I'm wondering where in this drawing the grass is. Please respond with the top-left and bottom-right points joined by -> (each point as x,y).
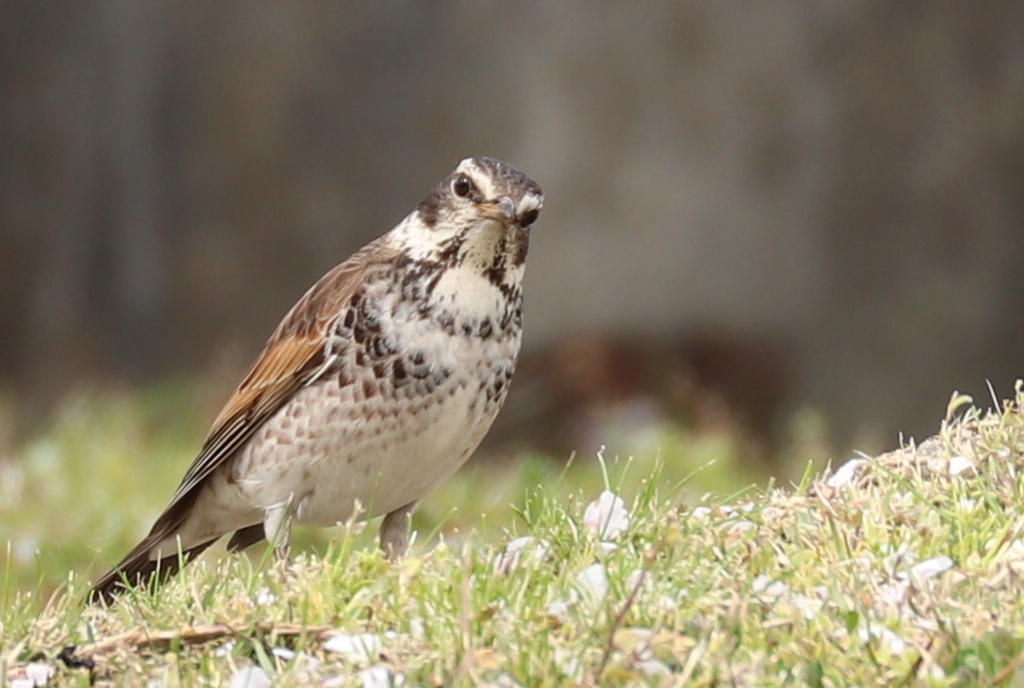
4,382 -> 1024,685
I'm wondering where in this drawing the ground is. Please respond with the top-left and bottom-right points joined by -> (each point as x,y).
3,383 -> 1024,686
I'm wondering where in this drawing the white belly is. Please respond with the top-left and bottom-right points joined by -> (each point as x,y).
225,331 -> 517,526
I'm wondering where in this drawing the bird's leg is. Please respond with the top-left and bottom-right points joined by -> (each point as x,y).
263,496 -> 296,561
380,501 -> 416,560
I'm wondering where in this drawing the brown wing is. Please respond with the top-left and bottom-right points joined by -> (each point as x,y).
160,239 -> 397,518
90,239 -> 400,603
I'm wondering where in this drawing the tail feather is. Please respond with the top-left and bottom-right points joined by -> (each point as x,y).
226,524 -> 266,552
89,534 -> 217,605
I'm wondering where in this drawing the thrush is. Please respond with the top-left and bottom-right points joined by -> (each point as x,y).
90,156 -> 543,603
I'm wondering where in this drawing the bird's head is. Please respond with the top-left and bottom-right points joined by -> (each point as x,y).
392,157 -> 543,270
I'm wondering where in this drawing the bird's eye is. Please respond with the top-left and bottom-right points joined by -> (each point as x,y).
519,209 -> 539,228
452,175 -> 473,198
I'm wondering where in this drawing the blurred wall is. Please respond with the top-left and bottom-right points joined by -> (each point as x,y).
2,1 -> 1024,445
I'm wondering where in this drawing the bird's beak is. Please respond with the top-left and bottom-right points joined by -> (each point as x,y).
479,196 -> 517,224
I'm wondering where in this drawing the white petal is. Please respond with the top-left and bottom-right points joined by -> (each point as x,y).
25,662 -> 56,687
583,491 -> 630,539
575,563 -> 609,610
360,665 -> 394,688
789,594 -> 824,619
554,647 -> 582,678
826,459 -> 868,488
479,673 -> 524,688
918,663 -> 947,681
751,575 -> 789,600
948,455 -> 974,476
323,633 -> 382,664
656,595 -> 678,612
876,581 -> 909,607
636,659 -> 672,677
725,520 -> 756,535
213,639 -> 237,657
254,588 -> 276,605
879,628 -> 907,656
228,666 -> 272,688
908,556 -> 953,581
858,624 -> 907,656
493,536 -> 552,575
546,600 -> 571,623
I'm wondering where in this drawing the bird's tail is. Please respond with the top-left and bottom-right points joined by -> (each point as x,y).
89,528 -> 216,605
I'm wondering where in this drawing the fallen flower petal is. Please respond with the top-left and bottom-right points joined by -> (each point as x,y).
584,490 -> 630,539
323,633 -> 382,665
228,666 -> 272,688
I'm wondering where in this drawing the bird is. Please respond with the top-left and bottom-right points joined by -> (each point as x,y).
90,156 -> 543,603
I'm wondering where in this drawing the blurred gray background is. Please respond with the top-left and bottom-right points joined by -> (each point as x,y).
3,1 -> 1024,456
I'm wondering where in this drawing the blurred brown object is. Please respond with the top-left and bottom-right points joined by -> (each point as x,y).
484,329 -> 792,466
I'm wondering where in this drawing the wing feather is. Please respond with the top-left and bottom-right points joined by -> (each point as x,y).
159,240 -> 398,520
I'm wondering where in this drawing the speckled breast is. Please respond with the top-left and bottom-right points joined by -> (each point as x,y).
229,263 -> 524,525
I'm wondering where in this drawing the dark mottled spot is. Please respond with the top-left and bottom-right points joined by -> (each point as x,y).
412,366 -> 450,395
417,184 -> 446,228
372,361 -> 388,379
426,268 -> 445,295
393,358 -> 409,386
335,309 -> 355,339
362,379 -> 374,398
407,350 -> 431,380
483,264 -> 505,287
497,282 -> 519,301
514,228 -> 530,266
436,312 -> 455,335
501,305 -> 523,330
479,318 -> 493,339
488,375 -> 506,402
369,335 -> 395,359
437,233 -> 466,264
349,292 -> 362,308
462,322 -> 473,337
401,260 -> 443,300
355,349 -> 367,367
355,302 -> 382,344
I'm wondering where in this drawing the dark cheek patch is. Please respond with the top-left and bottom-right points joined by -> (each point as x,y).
417,185 -> 446,228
